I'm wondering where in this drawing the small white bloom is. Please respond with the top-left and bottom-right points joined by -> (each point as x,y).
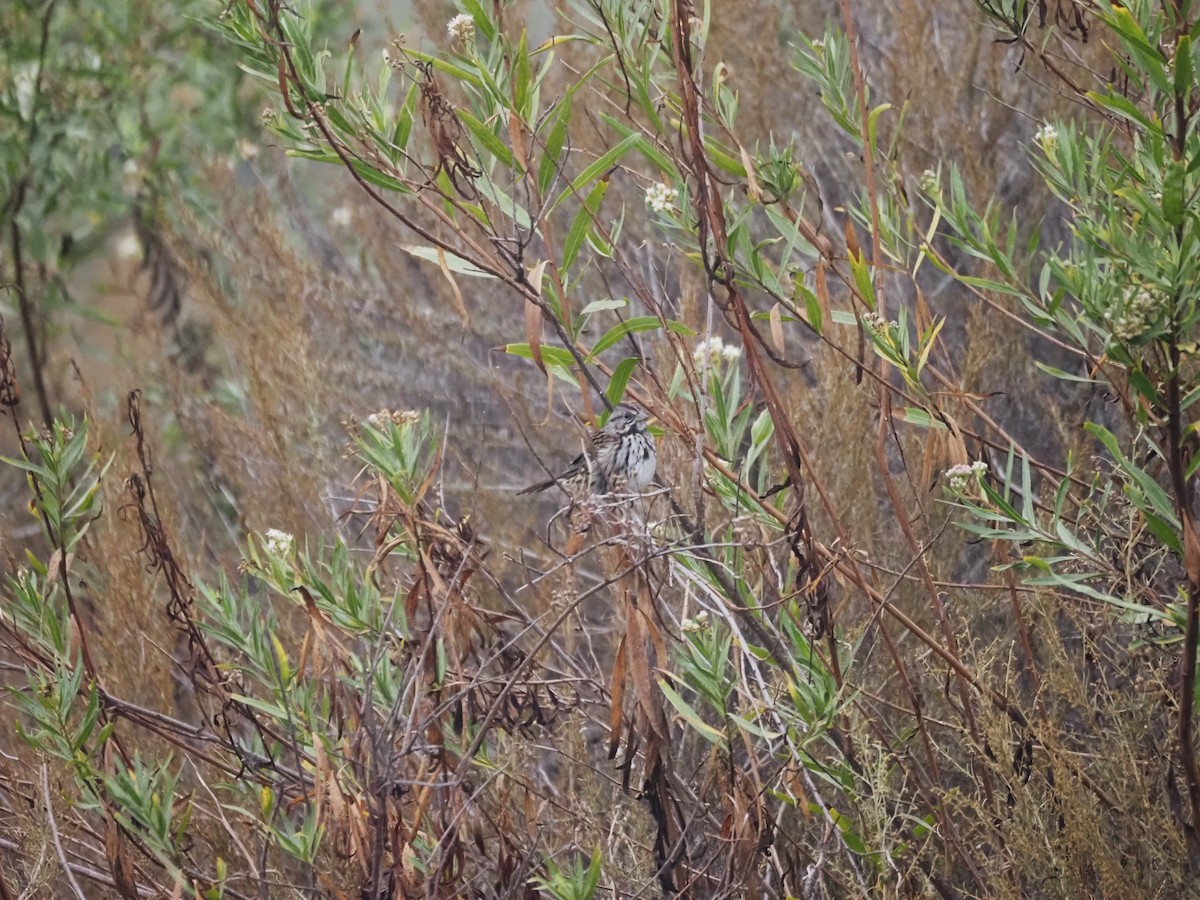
237,139 -> 260,161
811,38 -> 825,52
1035,122 -> 1058,153
121,159 -> 144,198
331,206 -> 353,227
264,529 -> 295,555
720,343 -> 742,362
114,231 -> 142,260
1108,286 -> 1164,341
1110,314 -> 1145,342
645,182 -> 678,213
447,13 -> 475,45
945,461 -> 986,492
14,64 -> 37,121
1128,287 -> 1163,316
692,336 -> 726,369
919,167 -> 939,196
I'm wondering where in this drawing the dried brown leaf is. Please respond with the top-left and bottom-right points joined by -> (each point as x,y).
525,298 -> 545,375
769,302 -> 785,355
608,634 -> 628,758
435,247 -> 470,328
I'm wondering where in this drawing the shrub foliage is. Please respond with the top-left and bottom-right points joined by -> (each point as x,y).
3,0 -> 1200,897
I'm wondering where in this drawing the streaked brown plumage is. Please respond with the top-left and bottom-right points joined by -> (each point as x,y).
519,403 -> 656,498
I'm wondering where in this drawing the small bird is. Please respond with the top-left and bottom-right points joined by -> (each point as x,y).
519,403 -> 656,498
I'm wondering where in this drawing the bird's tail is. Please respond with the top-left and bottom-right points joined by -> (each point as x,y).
516,479 -> 555,495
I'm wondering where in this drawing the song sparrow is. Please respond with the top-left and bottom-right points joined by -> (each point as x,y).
518,403 -> 656,498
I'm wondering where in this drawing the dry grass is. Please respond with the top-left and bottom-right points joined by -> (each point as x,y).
2,1 -> 1198,898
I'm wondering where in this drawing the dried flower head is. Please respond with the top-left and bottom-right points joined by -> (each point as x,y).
368,409 -> 420,428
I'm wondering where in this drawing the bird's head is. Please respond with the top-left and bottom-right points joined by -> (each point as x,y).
607,402 -> 649,432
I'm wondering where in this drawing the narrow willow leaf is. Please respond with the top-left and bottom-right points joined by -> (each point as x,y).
399,245 -> 496,278
551,132 -> 640,214
605,357 -> 639,406
458,109 -> 517,170
562,180 -> 608,270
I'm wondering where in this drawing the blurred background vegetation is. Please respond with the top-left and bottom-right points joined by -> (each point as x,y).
3,0 -> 1199,897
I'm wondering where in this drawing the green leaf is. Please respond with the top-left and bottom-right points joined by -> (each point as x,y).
579,297 -> 628,314
848,248 -> 875,310
866,102 -> 891,154
605,357 -> 639,406
392,82 -> 419,151
474,177 -> 532,228
587,316 -> 695,359
512,30 -> 533,118
562,180 -> 608,270
728,712 -> 783,740
702,135 -> 747,177
399,245 -> 497,278
1086,89 -> 1159,134
552,132 -> 640,213
1163,159 -> 1185,227
458,109 -> 517,170
601,114 -> 676,174
1084,422 -> 1180,528
658,679 -> 726,747
1034,362 -> 1102,384
537,95 -> 571,196
505,343 -> 579,387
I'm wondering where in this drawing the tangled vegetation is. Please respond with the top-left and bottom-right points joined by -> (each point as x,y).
3,0 -> 1200,897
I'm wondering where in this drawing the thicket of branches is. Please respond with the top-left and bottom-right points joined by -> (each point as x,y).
3,0 -> 1200,897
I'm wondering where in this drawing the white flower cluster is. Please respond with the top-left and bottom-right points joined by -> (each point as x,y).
919,167 -> 939,196
811,38 -> 825,53
264,528 -> 295,556
447,14 -> 475,46
682,610 -> 709,634
692,335 -> 742,369
1035,122 -> 1058,154
645,182 -> 678,213
945,460 -> 988,492
331,206 -> 353,227
1109,287 -> 1165,342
